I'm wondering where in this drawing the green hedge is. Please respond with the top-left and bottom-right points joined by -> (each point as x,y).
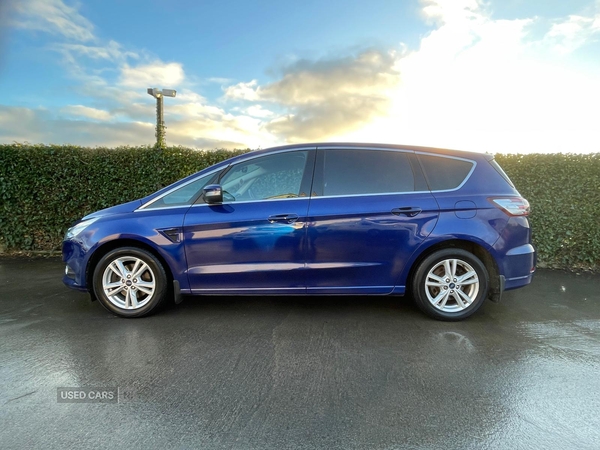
1,144 -> 598,271
0,144 -> 247,251
496,153 -> 600,271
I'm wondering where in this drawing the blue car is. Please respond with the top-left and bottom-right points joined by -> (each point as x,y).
62,143 -> 535,320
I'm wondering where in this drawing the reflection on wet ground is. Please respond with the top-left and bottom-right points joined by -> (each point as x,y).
1,258 -> 599,449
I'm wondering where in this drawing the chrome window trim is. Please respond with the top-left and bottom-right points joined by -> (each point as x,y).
135,146 -> 478,211
310,190 -> 431,200
136,166 -> 223,211
316,145 -> 414,154
224,146 -> 316,163
135,204 -> 194,212
185,190 -> 429,208
189,196 -> 309,208
136,146 -> 316,212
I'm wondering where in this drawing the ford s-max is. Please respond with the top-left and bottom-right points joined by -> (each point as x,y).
62,143 -> 535,320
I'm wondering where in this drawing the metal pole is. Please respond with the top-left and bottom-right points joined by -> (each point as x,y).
156,94 -> 165,148
148,87 -> 175,148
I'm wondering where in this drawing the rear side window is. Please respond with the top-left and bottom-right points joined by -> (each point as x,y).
417,154 -> 474,191
489,159 -> 515,188
321,149 -> 415,196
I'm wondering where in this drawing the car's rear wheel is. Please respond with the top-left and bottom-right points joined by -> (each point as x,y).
93,247 -> 168,318
412,248 -> 489,321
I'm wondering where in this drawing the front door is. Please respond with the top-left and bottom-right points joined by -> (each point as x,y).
183,149 -> 315,294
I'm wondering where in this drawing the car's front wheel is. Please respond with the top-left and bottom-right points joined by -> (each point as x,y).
93,247 -> 168,318
412,248 -> 489,321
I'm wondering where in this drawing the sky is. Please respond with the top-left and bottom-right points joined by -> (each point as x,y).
0,0 -> 599,153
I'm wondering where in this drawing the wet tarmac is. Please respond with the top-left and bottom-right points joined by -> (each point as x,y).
1,257 -> 599,449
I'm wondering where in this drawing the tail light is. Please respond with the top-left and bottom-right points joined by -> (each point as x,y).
489,197 -> 530,217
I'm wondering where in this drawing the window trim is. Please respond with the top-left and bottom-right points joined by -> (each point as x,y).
135,146 -> 478,211
188,196 -> 311,208
308,190 -> 433,201
136,146 -> 316,211
136,167 -> 223,211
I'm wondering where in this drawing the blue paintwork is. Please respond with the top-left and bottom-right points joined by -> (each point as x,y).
183,199 -> 309,293
62,143 -> 536,299
304,192 -> 439,294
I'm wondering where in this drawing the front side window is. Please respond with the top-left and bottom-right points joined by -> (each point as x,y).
144,172 -> 215,209
321,149 -> 415,196
220,151 -> 309,202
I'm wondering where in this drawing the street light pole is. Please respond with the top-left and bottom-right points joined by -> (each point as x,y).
155,93 -> 164,148
147,88 -> 176,149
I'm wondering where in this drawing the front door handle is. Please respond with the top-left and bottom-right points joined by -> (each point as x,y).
268,213 -> 299,224
392,207 -> 422,217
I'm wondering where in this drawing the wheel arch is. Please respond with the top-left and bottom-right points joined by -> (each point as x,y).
86,239 -> 175,299
404,239 -> 501,302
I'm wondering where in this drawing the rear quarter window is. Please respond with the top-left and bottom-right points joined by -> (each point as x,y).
489,159 -> 515,188
417,154 -> 474,191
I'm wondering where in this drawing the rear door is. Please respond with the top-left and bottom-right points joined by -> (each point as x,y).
305,147 -> 439,294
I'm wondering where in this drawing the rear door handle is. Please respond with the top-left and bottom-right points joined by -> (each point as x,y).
268,213 -> 299,224
392,207 -> 422,217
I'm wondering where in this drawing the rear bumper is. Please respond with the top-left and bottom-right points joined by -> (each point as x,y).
502,243 -> 536,290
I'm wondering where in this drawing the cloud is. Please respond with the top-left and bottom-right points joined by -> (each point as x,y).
224,80 -> 260,101
1,1 -> 271,149
543,4 -> 600,54
8,0 -> 95,42
3,0 -> 600,153
224,49 -> 400,142
419,0 -> 483,26
242,105 -> 275,118
264,50 -> 399,141
265,95 -> 391,142
61,105 -> 112,121
0,106 -> 49,143
119,61 -> 185,89
260,50 -> 399,105
56,40 -> 139,62
364,0 -> 600,153
0,105 -> 149,146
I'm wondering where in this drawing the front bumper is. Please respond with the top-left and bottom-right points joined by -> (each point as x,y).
62,239 -> 89,292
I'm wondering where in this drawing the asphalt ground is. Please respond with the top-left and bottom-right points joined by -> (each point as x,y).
1,257 -> 599,449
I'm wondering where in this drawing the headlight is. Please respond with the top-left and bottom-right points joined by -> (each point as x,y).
65,217 -> 99,239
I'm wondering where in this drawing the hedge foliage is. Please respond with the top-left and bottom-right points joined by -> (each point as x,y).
1,144 -> 598,271
495,153 -> 600,271
0,144 -> 247,251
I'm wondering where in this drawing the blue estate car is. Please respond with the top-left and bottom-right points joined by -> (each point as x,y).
62,143 -> 535,320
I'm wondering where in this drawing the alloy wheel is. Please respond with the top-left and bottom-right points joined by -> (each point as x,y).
101,256 -> 156,310
424,258 -> 480,313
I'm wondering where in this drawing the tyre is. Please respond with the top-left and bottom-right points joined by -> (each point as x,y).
92,247 -> 168,318
411,248 -> 489,321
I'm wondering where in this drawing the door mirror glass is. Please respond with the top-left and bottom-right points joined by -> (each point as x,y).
203,184 -> 223,204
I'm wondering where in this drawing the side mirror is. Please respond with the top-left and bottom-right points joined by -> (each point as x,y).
203,184 -> 223,204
